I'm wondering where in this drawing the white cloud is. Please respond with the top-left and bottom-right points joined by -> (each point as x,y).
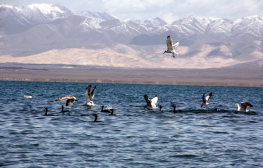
1,0 -> 263,22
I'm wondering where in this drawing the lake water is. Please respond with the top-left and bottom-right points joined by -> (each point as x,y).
0,81 -> 263,167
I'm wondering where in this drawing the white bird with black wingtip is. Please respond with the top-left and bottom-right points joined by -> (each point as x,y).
235,102 -> 253,112
201,92 -> 212,107
163,35 -> 179,58
82,85 -> 96,106
144,94 -> 158,110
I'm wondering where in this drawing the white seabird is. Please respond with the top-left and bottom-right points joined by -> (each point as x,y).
24,95 -> 33,98
163,35 -> 179,58
234,102 -> 253,112
82,85 -> 96,106
144,94 -> 158,110
55,95 -> 78,106
201,92 -> 212,107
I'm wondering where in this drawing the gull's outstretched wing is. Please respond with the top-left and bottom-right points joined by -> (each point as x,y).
151,95 -> 158,107
241,102 -> 253,112
206,92 -> 212,103
55,95 -> 76,101
173,41 -> 179,49
85,85 -> 92,103
144,94 -> 152,106
202,93 -> 206,103
90,86 -> 96,100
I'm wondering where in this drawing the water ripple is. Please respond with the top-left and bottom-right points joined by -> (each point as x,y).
0,81 -> 262,167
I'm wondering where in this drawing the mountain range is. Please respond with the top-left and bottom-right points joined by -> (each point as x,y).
0,3 -> 263,68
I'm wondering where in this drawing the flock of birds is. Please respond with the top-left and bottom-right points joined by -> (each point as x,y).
23,35 -> 181,121
162,35 -> 254,112
24,84 -> 255,122
145,92 -> 253,113
21,35 -> 257,121
162,36 -> 254,112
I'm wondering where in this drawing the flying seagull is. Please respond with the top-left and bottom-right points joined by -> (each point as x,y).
82,85 -> 96,106
163,35 -> 179,58
55,95 -> 78,106
234,102 -> 253,112
144,94 -> 158,110
201,92 -> 212,107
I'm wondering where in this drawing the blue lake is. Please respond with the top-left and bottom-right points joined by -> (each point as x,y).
0,81 -> 263,167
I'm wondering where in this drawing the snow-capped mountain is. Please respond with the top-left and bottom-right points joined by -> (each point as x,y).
0,3 -> 263,62
1,3 -> 263,41
231,15 -> 263,39
0,3 -> 73,34
205,18 -> 232,36
167,15 -> 211,36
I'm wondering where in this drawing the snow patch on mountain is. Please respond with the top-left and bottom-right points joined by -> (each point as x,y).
79,17 -> 103,31
27,4 -> 64,15
134,17 -> 167,27
76,11 -> 118,20
0,3 -> 72,23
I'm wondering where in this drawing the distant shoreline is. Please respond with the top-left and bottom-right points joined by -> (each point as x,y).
0,63 -> 262,87
1,78 -> 262,87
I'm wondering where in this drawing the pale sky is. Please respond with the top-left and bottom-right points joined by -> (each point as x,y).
1,0 -> 263,22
